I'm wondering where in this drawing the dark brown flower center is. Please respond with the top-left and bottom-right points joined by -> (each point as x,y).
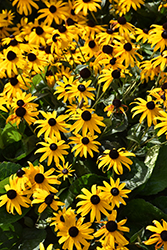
90,194 -> 100,204
110,57 -> 117,65
87,20 -> 95,27
89,40 -> 96,48
78,84 -> 86,92
118,16 -> 126,25
50,143 -> 58,151
163,23 -> 167,30
52,33 -> 60,42
10,76 -> 18,86
65,84 -> 71,92
36,26 -> 44,35
9,39 -> 18,46
28,53 -> 37,62
80,68 -> 91,79
15,107 -> 26,117
17,169 -> 25,177
49,5 -> 57,13
106,221 -> 117,232
161,30 -> 167,39
107,29 -> 114,34
35,173 -> 45,183
58,25 -> 67,33
45,194 -> 54,205
83,0 -> 91,2
81,111 -> 91,121
161,82 -> 167,90
112,69 -> 120,79
62,168 -> 68,174
45,46 -> 51,54
143,28 -> 149,34
60,215 -> 65,222
71,9 -> 75,15
48,118 -> 56,126
69,226 -> 79,237
161,230 -> 167,241
7,189 -> 17,199
109,149 -> 119,159
102,45 -> 113,54
17,99 -> 25,107
113,99 -> 121,108
7,51 -> 16,61
67,18 -> 75,26
146,101 -> 155,110
111,187 -> 119,196
82,137 -> 89,145
124,42 -> 132,51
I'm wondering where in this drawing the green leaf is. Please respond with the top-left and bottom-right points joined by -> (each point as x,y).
0,205 -> 31,227
140,145 -> 167,196
0,162 -> 22,181
151,196 -> 167,214
18,228 -> 46,250
118,199 -> 167,236
1,123 -> 22,147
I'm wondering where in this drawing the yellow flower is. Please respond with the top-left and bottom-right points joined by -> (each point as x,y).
74,0 -> 102,16
94,210 -> 129,249
56,162 -> 75,181
97,148 -> 135,175
12,0 -> 39,16
145,219 -> 167,250
35,137 -> 69,166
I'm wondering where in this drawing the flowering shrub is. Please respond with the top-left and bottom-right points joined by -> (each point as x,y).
0,0 -> 167,249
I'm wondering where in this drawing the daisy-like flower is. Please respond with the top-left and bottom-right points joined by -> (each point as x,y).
135,27 -> 149,43
55,76 -> 77,103
117,0 -> 145,16
104,99 -> 127,117
80,19 -> 105,40
145,219 -> 167,250
96,28 -> 122,46
94,210 -> 129,249
56,162 -> 75,181
99,177 -> 131,209
57,216 -> 94,250
50,206 -> 76,232
37,0 -> 69,26
68,80 -> 95,104
0,175 -> 31,215
35,137 -> 69,166
70,109 -> 105,135
98,68 -> 126,92
32,188 -> 64,213
35,110 -> 70,140
152,50 -> 167,71
39,243 -> 54,250
131,96 -> 162,127
14,168 -> 32,191
149,23 -> 167,52
81,39 -> 100,58
97,148 -> 135,175
76,184 -> 112,222
11,0 -> 39,16
140,60 -> 160,83
74,0 -> 102,16
110,16 -> 135,39
0,48 -> 26,77
69,133 -> 101,158
114,40 -> 143,68
26,49 -> 48,74
24,162 -> 60,193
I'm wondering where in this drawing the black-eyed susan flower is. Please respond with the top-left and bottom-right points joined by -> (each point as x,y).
94,210 -> 129,249
35,110 -> 70,140
0,48 -> 26,77
14,168 -> 32,191
80,19 -> 105,40
0,175 -> 31,215
26,49 -> 48,74
24,162 -> 60,193
81,39 -> 100,58
104,99 -> 127,117
117,0 -> 145,16
131,96 -> 162,127
152,50 -> 167,71
76,184 -> 112,222
145,219 -> 167,250
32,188 -> 64,213
114,40 -> 143,68
99,177 -> 131,209
97,148 -> 135,175
149,23 -> 167,52
70,109 -> 105,135
56,162 -> 75,181
12,0 -> 39,16
74,0 -> 102,16
69,133 -> 101,158
37,0 -> 69,26
57,216 -> 94,250
140,60 -> 160,83
35,137 -> 69,166
68,79 -> 95,104
50,206 -> 76,232
110,16 -> 135,38
135,27 -> 149,43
